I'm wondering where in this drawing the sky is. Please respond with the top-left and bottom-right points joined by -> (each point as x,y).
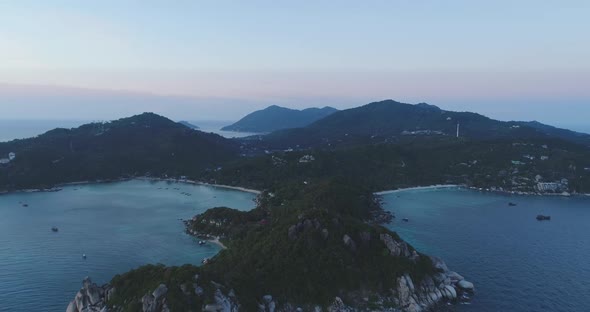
0,1 -> 589,131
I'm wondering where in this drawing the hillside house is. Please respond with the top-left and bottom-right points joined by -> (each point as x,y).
299,155 -> 315,163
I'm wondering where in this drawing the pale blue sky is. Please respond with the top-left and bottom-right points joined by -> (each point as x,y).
0,1 -> 588,130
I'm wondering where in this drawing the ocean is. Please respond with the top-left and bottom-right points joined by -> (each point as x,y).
0,119 -> 258,142
381,187 -> 590,312
0,120 -> 89,142
0,180 -> 256,312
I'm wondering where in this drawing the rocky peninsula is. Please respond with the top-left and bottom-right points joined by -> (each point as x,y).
67,185 -> 474,312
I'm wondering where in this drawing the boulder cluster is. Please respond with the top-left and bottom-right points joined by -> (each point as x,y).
66,277 -> 114,312
287,218 -> 324,241
380,234 -> 420,261
141,284 -> 169,312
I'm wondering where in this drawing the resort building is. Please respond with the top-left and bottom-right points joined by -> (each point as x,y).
536,182 -> 565,193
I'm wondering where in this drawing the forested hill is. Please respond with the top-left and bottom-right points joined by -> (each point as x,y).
221,105 -> 337,133
0,113 -> 238,191
259,100 -> 590,149
516,120 -> 590,146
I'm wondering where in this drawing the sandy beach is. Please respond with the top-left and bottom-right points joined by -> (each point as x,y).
1,177 -> 262,196
207,237 -> 227,249
137,177 -> 262,195
374,184 -> 459,195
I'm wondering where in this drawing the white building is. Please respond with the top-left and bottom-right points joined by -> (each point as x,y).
523,155 -> 535,160
537,182 -> 561,192
299,155 -> 315,163
540,156 -> 549,161
0,158 -> 9,164
8,152 -> 15,161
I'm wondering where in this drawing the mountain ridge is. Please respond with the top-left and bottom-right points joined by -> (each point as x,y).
221,105 -> 338,133
259,100 -> 590,149
0,113 -> 237,191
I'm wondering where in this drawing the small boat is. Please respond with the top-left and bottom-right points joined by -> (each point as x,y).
51,227 -> 59,232
82,254 -> 87,259
402,218 -> 409,222
508,202 -> 517,206
22,204 -> 29,207
536,215 -> 551,221
198,240 -> 206,245
202,258 -> 209,264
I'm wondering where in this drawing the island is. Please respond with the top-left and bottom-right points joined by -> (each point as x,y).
1,100 -> 589,311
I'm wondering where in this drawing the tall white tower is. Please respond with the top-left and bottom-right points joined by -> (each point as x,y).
456,123 -> 460,138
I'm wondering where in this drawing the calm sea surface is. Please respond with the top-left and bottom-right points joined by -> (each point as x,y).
0,120 -> 89,142
0,119 -> 258,142
381,188 -> 590,312
0,180 -> 256,312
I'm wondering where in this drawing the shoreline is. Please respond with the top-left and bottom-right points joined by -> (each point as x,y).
0,177 -> 261,196
374,184 -> 459,195
375,184 -> 590,198
207,237 -> 227,249
136,177 -> 261,195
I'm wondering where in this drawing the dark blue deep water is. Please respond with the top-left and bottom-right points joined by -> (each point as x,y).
0,180 -> 256,312
381,187 -> 590,312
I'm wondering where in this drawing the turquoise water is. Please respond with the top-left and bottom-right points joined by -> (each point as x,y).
381,188 -> 590,312
0,180 -> 256,312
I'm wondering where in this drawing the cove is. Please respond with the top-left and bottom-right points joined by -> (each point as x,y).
0,179 -> 256,312
381,187 -> 590,312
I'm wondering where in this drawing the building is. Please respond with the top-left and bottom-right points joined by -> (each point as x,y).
536,182 -> 561,192
299,155 -> 315,163
0,158 -> 9,165
523,155 -> 535,160
540,156 -> 549,161
8,152 -> 15,160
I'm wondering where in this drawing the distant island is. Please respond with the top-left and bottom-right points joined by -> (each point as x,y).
221,105 -> 338,133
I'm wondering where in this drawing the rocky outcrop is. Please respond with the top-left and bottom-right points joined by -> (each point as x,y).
380,234 -> 420,262
141,284 -> 169,312
66,277 -> 113,312
287,218 -> 322,240
65,277 -> 177,312
327,297 -> 353,312
338,256 -> 474,312
342,234 -> 357,252
258,294 -> 276,312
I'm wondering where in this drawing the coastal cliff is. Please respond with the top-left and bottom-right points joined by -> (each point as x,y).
66,257 -> 472,312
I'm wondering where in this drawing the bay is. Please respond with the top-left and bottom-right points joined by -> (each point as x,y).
0,179 -> 256,312
381,188 -> 590,312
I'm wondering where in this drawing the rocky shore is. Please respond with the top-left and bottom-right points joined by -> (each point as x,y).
65,187 -> 475,312
67,263 -> 474,312
66,277 -> 115,312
